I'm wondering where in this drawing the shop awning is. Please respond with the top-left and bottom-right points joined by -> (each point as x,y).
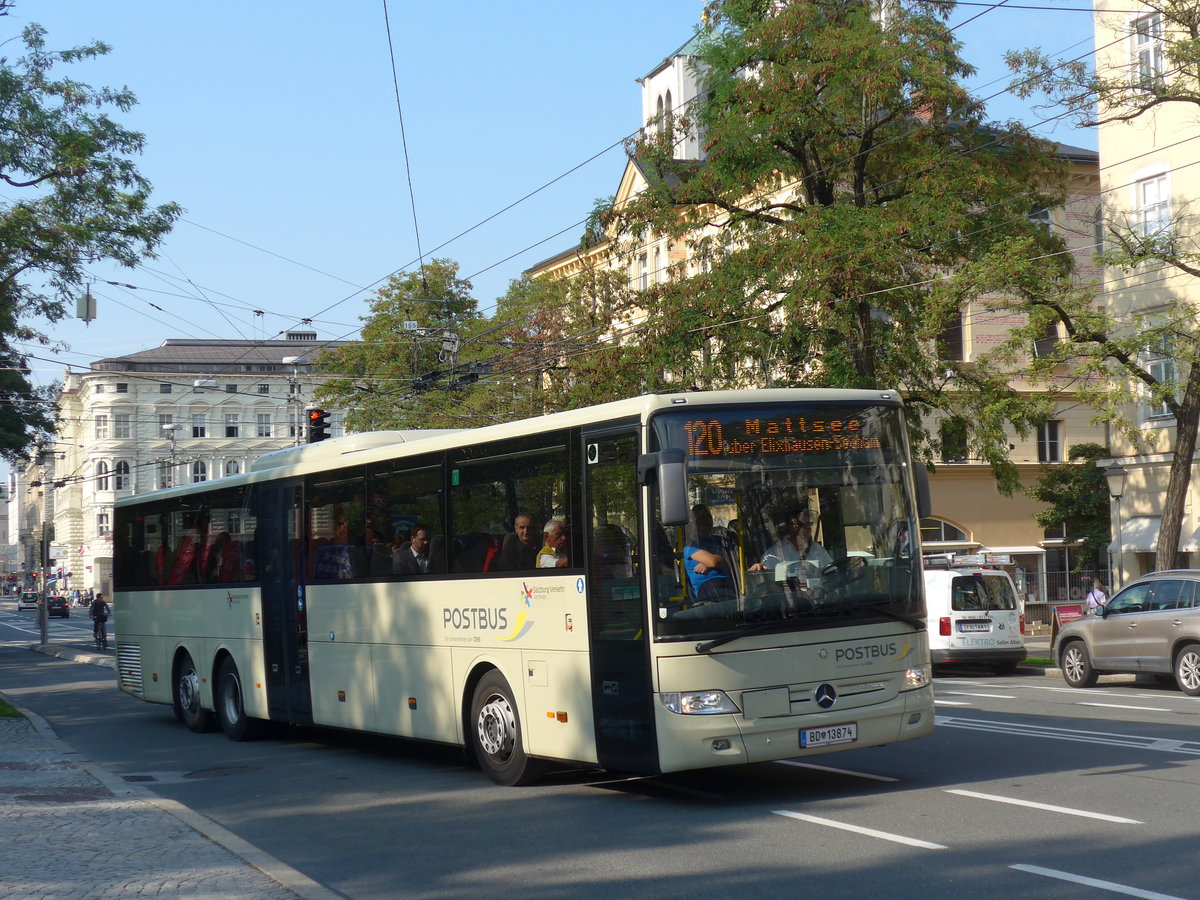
1108,516 -> 1160,553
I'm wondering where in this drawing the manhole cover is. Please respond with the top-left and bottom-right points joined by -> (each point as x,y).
183,766 -> 262,779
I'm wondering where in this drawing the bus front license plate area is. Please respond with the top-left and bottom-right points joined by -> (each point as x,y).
800,723 -> 857,748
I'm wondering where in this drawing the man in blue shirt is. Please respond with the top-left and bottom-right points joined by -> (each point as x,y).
684,504 -> 737,604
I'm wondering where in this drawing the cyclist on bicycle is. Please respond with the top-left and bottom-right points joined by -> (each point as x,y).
89,592 -> 111,649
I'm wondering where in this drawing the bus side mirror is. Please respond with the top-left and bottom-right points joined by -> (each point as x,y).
638,449 -> 689,526
913,464 -> 930,519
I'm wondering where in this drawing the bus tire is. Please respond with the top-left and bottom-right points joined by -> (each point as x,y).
173,651 -> 213,733
216,656 -> 264,741
469,670 -> 545,786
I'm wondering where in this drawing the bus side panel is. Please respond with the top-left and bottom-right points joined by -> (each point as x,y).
371,644 -> 456,742
518,649 -> 598,765
307,639 -> 379,733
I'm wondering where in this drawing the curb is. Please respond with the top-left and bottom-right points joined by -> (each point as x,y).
18,644 -> 347,900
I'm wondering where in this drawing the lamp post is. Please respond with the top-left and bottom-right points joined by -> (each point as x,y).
282,356 -> 310,445
162,424 -> 180,488
1105,462 -> 1128,589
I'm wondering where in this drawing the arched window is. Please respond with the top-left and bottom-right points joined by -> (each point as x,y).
96,461 -> 109,491
192,461 -> 207,484
656,94 -> 664,125
114,461 -> 130,491
664,89 -> 672,119
920,518 -> 969,543
225,460 -> 240,476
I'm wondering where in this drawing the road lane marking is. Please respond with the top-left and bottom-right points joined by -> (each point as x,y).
934,700 -> 972,706
1078,702 -> 1172,712
772,810 -> 946,849
946,789 -> 1142,823
1011,864 -> 1188,899
936,715 -> 1200,755
774,760 -> 899,782
939,691 -> 1016,699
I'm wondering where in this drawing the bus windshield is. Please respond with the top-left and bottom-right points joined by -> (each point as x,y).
650,403 -> 922,642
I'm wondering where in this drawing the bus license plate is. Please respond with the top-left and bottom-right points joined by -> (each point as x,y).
800,723 -> 857,748
959,622 -> 990,632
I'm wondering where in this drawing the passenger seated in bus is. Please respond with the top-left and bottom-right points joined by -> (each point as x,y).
164,531 -> 200,586
393,523 -> 432,575
683,505 -> 737,603
366,524 -> 392,576
749,508 -> 833,575
537,518 -> 570,568
492,512 -> 540,572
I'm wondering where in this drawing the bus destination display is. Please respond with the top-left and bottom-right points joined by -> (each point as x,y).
683,415 -> 882,457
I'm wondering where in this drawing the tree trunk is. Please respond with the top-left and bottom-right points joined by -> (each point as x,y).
1156,367 -> 1200,571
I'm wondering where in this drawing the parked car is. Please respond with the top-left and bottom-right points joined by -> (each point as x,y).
1055,569 -> 1200,695
924,555 -> 1026,675
45,595 -> 69,618
17,591 -> 40,610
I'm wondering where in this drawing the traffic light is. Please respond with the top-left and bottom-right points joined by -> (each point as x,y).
306,407 -> 330,443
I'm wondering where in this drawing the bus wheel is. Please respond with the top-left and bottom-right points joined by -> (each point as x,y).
470,671 -> 545,786
216,657 -> 264,741
173,651 -> 213,733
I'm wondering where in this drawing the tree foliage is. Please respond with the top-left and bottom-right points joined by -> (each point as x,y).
600,0 -> 1074,491
1027,442 -> 1112,572
0,18 -> 180,460
1007,0 -> 1200,570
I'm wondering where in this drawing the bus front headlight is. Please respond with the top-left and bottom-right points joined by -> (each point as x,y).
660,690 -> 741,715
902,664 -> 931,691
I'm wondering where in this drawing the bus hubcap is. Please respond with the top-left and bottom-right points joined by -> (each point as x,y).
477,694 -> 515,759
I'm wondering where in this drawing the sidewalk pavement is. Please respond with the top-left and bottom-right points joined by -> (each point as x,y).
1,644 -> 342,900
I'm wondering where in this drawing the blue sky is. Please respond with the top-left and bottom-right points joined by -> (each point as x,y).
8,0 -> 1096,393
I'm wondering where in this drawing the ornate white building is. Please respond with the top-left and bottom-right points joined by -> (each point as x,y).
19,331 -> 350,596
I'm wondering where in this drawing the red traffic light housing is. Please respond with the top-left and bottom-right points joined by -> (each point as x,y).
306,407 -> 330,443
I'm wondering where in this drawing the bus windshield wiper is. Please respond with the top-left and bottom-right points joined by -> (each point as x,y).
695,621 -> 797,654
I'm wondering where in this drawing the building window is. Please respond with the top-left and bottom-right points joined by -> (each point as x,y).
96,461 -> 109,491
192,461 -> 207,483
1029,206 -> 1051,231
191,413 -> 206,438
225,413 -> 240,438
159,413 -> 173,429
940,418 -> 969,463
158,460 -> 172,490
257,413 -> 272,438
288,409 -> 301,439
639,253 -> 648,291
113,413 -> 132,439
95,415 -> 109,440
289,382 -> 302,396
114,460 -> 131,491
258,384 -> 269,394
95,384 -> 105,393
1094,206 -> 1105,256
1133,12 -> 1165,87
226,383 -> 237,393
97,512 -> 110,536
115,383 -> 128,393
226,460 -> 240,476
1145,342 -> 1177,419
1037,420 -> 1063,462
1033,321 -> 1060,359
1135,173 -> 1170,237
160,383 -> 172,394
920,518 -> 969,543
938,307 -> 965,362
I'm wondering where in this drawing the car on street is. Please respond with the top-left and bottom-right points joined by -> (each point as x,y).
45,595 -> 69,618
17,591 -> 40,610
924,555 -> 1026,675
1055,569 -> 1200,695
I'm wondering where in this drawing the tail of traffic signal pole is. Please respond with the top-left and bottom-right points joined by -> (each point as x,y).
306,407 -> 330,443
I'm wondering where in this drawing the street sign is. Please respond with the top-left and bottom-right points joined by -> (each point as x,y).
49,543 -> 69,559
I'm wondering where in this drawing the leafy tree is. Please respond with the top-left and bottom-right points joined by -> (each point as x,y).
1006,0 -> 1200,570
602,0 -> 1076,492
315,259 -> 487,430
1027,442 -> 1112,572
0,18 -> 180,459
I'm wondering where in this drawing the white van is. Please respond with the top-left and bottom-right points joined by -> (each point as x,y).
923,555 -> 1026,674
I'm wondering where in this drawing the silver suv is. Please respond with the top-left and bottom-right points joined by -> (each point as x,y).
1056,570 -> 1200,694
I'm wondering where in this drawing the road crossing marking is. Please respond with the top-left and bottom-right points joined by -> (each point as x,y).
774,760 -> 899,782
936,714 -> 1200,755
1011,864 -> 1188,900
946,789 -> 1142,823
772,810 -> 946,849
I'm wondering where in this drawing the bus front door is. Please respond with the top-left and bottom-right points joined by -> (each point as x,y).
259,480 -> 313,724
583,428 -> 659,774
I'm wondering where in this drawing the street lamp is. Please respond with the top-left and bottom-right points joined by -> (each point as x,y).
1105,462 -> 1128,589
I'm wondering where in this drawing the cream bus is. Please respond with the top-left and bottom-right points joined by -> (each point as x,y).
113,390 -> 934,785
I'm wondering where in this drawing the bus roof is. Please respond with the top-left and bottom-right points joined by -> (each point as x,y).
116,388 -> 903,507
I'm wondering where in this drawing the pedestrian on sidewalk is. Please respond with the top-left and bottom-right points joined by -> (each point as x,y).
1085,578 -> 1106,614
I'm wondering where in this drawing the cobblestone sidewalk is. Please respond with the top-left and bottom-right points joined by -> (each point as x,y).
0,676 -> 339,899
